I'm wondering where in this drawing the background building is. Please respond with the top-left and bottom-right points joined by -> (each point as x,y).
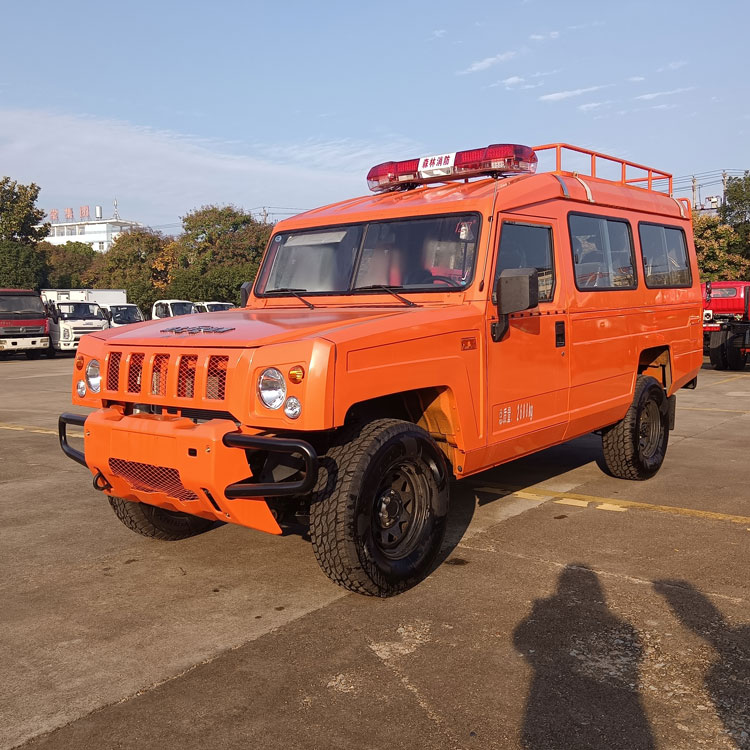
43,202 -> 140,252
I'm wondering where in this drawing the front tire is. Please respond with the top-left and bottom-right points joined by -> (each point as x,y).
109,497 -> 217,540
309,419 -> 450,597
601,375 -> 669,480
709,330 -> 729,370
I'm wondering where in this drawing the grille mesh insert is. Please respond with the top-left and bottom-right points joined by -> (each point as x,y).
127,353 -> 145,393
109,458 -> 198,502
206,356 -> 228,400
107,352 -> 121,391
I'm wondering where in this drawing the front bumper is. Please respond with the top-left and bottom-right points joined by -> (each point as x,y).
59,410 -> 318,535
0,336 -> 49,351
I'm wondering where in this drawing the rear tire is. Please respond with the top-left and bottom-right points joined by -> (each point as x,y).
709,330 -> 728,370
109,497 -> 217,540
726,333 -> 747,371
25,351 -> 41,360
309,419 -> 450,597
601,375 -> 669,480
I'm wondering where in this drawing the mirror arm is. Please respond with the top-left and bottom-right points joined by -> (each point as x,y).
491,315 -> 510,342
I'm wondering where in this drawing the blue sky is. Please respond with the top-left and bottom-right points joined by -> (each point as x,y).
1,0 -> 748,228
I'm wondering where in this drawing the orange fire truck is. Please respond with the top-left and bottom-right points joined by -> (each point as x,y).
60,143 -> 703,596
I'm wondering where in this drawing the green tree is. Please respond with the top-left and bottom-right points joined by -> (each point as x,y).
0,177 -> 49,243
40,240 -> 97,288
163,205 -> 271,304
0,240 -> 47,288
85,228 -> 170,313
692,212 -> 750,281
719,171 -> 750,250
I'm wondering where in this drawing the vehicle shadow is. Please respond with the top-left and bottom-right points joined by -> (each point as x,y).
513,563 -> 656,749
654,579 -> 750,749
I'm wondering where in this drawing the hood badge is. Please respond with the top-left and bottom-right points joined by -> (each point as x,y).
161,325 -> 236,335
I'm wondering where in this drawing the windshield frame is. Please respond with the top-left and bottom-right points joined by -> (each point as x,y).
254,211 -> 482,300
0,293 -> 45,315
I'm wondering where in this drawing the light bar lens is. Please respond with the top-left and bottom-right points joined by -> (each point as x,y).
366,144 -> 536,192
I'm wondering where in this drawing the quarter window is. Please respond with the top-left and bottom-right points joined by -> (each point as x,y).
569,214 -> 637,290
639,223 -> 691,288
496,223 -> 555,302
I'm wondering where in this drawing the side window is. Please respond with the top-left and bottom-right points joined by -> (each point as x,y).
496,223 -> 555,302
569,214 -> 637,290
639,223 -> 691,288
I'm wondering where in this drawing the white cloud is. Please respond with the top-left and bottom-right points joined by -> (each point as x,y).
459,50 -> 516,74
628,76 -> 645,82
657,60 -> 687,72
502,76 -> 525,86
521,82 -> 544,89
531,69 -> 561,78
431,29 -> 446,39
529,30 -> 560,41
539,85 -> 610,102
566,21 -> 605,31
651,103 -> 678,110
634,87 -> 693,101
578,101 -> 605,112
0,108 -> 420,226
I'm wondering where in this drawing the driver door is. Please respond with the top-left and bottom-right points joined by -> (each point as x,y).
486,215 -> 570,464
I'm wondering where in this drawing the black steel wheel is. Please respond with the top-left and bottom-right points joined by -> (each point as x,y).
601,375 -> 670,480
309,419 -> 450,597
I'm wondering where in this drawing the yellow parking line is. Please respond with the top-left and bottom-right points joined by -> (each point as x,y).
471,483 -> 750,527
705,373 -> 750,387
681,406 -> 750,414
0,422 -> 83,438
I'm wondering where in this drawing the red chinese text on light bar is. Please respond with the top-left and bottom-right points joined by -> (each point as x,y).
366,144 -> 537,192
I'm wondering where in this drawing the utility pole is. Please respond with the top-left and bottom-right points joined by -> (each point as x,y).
722,170 -> 728,205
261,207 -> 269,224
692,176 -> 698,208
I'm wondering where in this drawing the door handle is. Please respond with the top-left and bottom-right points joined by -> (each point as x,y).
555,321 -> 566,348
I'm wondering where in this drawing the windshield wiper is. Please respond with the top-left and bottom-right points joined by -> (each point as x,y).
354,285 -> 417,307
266,288 -> 315,309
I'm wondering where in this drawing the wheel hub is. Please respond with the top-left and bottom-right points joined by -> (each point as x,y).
377,489 -> 402,529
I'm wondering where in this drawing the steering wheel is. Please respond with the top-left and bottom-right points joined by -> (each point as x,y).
430,275 -> 461,287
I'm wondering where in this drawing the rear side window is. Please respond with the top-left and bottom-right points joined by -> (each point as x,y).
639,223 -> 691,288
569,214 -> 637,290
496,222 -> 555,301
710,288 -> 738,298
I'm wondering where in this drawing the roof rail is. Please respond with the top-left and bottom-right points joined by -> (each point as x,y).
533,143 -> 673,196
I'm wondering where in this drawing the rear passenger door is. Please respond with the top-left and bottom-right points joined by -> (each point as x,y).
486,217 -> 570,463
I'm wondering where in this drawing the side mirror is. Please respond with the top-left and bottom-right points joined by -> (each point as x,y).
49,305 -> 59,324
240,281 -> 253,307
705,280 -> 712,304
492,268 -> 539,342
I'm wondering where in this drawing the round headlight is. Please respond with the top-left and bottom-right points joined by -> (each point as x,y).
85,359 -> 101,393
284,396 -> 302,419
76,379 -> 87,397
258,367 -> 286,410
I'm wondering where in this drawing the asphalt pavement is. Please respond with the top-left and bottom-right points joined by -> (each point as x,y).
1,355 -> 748,750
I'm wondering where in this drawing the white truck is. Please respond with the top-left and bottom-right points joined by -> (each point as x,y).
151,299 -> 197,319
41,289 -> 112,354
194,301 -> 234,313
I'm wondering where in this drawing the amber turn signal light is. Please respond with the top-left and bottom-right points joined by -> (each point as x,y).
288,365 -> 305,384
75,355 -> 84,370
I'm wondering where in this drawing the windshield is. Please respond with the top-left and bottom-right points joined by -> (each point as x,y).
207,302 -> 233,312
256,213 -> 480,296
0,294 -> 45,316
57,303 -> 105,321
110,305 -> 144,324
170,302 -> 196,316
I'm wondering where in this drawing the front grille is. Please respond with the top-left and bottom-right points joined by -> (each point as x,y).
206,356 -> 228,400
104,350 -> 232,403
0,325 -> 45,336
151,354 -> 170,396
109,458 -> 198,502
73,327 -> 103,336
177,355 -> 198,398
127,353 -> 145,393
107,352 -> 121,391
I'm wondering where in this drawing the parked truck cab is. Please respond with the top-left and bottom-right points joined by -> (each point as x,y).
0,289 -> 49,358
151,300 -> 197,319
703,280 -> 750,370
61,142 -> 702,597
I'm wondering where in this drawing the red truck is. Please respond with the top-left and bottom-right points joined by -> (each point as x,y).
0,289 -> 50,358
702,280 -> 750,370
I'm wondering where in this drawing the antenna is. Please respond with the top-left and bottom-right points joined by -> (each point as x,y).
113,197 -> 120,220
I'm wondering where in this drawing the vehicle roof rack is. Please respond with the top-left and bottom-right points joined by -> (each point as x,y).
534,143 -> 673,196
